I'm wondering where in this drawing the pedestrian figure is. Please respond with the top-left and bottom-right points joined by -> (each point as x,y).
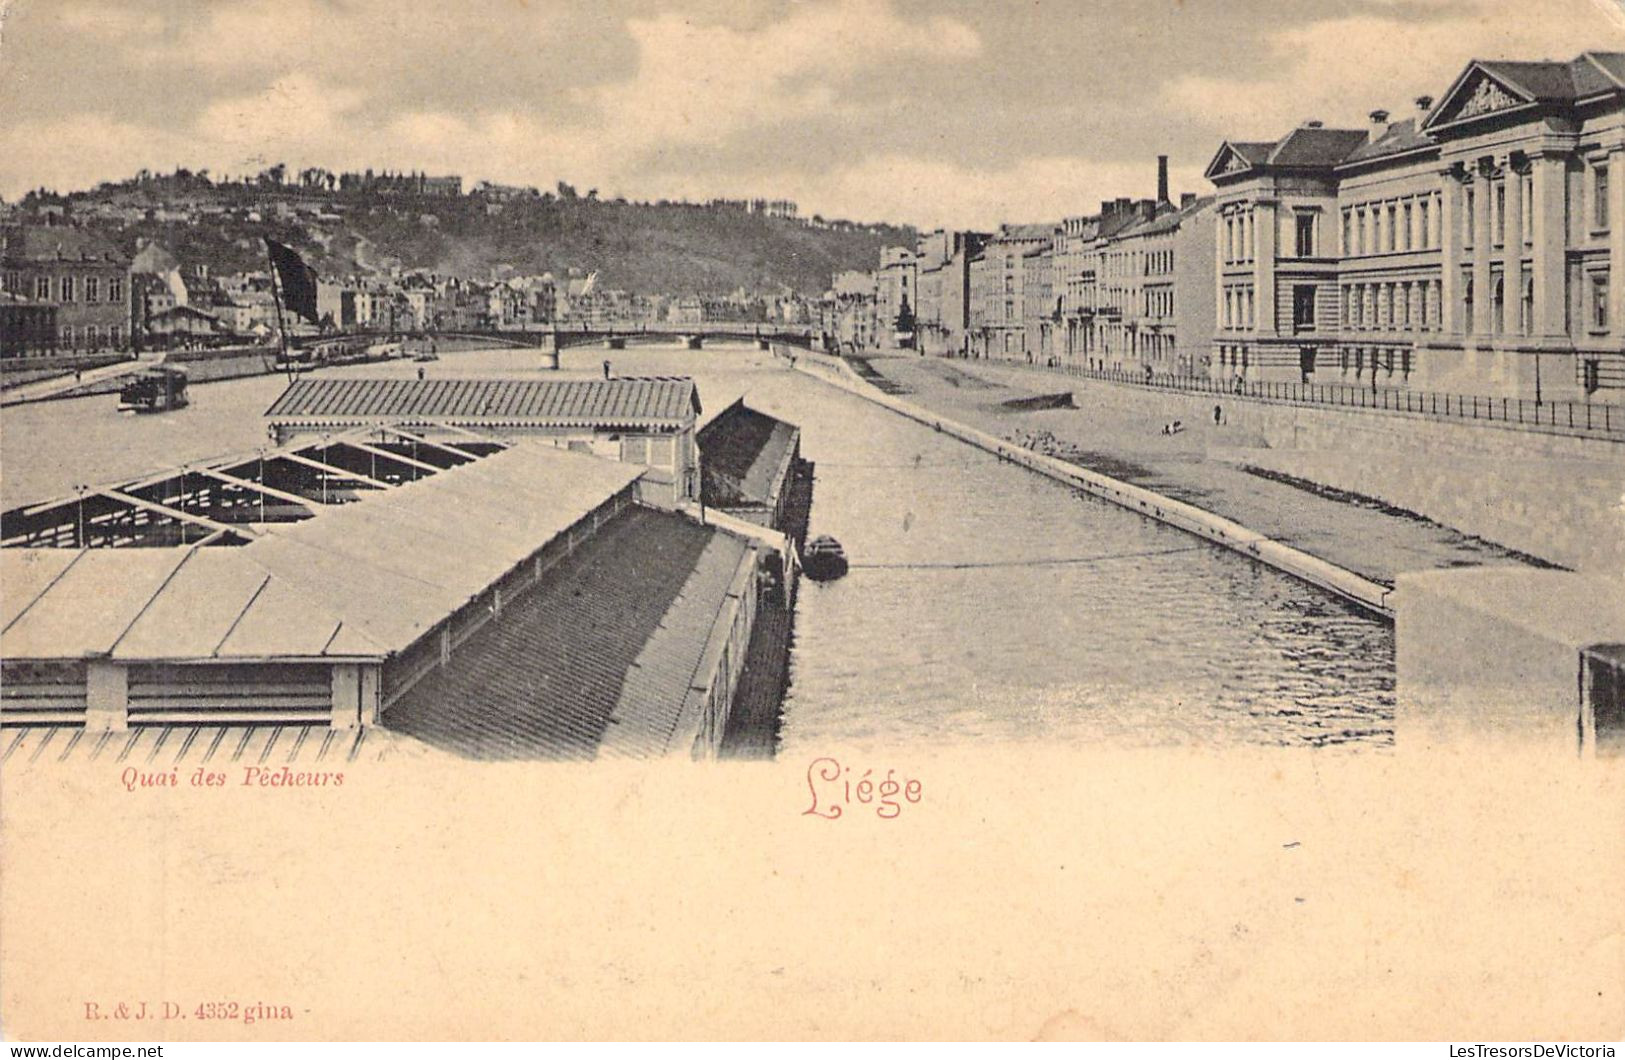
416,365 -> 426,380
1213,404 -> 1223,426
603,359 -> 611,379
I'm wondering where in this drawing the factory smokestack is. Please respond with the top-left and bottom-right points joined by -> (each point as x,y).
1157,155 -> 1170,205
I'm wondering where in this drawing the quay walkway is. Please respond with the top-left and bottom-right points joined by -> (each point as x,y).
0,355 -> 154,407
800,352 -> 1549,613
926,360 -> 1624,443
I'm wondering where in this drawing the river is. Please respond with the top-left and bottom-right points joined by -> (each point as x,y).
0,342 -> 1394,750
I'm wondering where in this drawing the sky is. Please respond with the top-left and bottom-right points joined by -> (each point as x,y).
1,0 -> 1623,230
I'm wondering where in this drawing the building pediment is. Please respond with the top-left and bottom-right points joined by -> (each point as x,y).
1425,65 -> 1535,130
1204,142 -> 1261,181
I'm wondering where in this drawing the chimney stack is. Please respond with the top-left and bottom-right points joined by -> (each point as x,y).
1303,119 -> 1324,128
1415,95 -> 1434,114
1156,155 -> 1170,205
1180,192 -> 1197,208
1368,108 -> 1390,140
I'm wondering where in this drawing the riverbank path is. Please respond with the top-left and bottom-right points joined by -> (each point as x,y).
855,353 -> 1542,587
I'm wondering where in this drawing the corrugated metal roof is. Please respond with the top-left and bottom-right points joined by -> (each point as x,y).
699,402 -> 799,509
1,443 -> 643,663
265,377 -> 701,428
601,531 -> 751,758
1,722 -> 393,771
383,506 -> 752,760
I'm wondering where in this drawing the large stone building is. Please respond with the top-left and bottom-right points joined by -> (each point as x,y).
1064,198 -> 1159,368
1206,50 -> 1625,399
1089,193 -> 1217,379
913,228 -> 991,356
0,225 -> 132,355
970,223 -> 1052,359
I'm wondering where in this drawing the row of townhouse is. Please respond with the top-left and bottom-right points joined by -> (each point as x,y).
853,156 -> 1218,380
840,50 -> 1625,401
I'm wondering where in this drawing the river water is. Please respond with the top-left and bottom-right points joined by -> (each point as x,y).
0,343 -> 1394,750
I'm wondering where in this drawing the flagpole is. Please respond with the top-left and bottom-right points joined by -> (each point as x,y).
264,239 -> 295,381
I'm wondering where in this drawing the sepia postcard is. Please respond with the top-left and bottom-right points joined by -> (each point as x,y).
1,0 -> 1623,1045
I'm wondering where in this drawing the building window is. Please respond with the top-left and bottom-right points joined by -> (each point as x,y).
1492,277 -> 1504,335
1342,212 -> 1353,255
1592,274 -> 1610,330
1597,164 -> 1610,231
1295,213 -> 1315,257
109,325 -> 122,347
1495,182 -> 1506,244
61,276 -> 76,302
1402,202 -> 1413,251
1387,204 -> 1398,252
1464,188 -> 1475,246
35,276 -> 49,300
85,324 -> 99,347
1293,285 -> 1316,331
1418,198 -> 1431,248
1520,277 -> 1534,335
60,325 -> 74,347
85,276 -> 100,303
1463,276 -> 1474,324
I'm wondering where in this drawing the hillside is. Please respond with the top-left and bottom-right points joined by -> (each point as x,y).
39,174 -> 913,296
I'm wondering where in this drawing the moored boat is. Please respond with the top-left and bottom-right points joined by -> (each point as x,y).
117,365 -> 190,413
802,534 -> 848,582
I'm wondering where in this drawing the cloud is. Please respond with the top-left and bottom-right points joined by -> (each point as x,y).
756,154 -> 1207,230
593,0 -> 981,152
3,0 -> 1621,232
0,113 -> 194,193
195,74 -> 368,158
1161,0 -> 1624,137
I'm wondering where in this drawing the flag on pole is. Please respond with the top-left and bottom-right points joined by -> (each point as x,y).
264,238 -> 320,323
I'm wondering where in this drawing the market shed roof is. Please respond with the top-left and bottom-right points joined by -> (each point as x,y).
265,377 -> 701,431
1,441 -> 642,663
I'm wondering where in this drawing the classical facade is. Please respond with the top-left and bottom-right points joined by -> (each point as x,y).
1206,51 -> 1625,399
0,225 -> 132,354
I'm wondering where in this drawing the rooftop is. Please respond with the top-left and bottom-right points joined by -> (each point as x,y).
265,376 -> 701,430
0,225 -> 128,265
1,435 -> 643,663
698,400 -> 800,510
383,505 -> 751,760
